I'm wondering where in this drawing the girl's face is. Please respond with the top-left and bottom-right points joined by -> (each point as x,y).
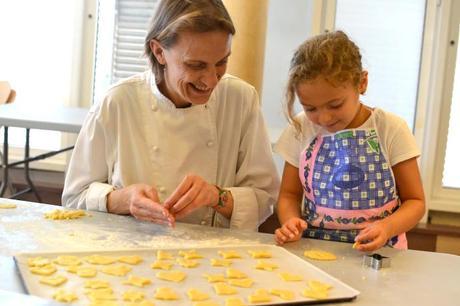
150,30 -> 232,108
296,74 -> 368,133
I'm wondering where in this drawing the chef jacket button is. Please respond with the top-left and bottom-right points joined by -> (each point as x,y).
152,146 -> 159,152
151,105 -> 158,112
159,186 -> 166,193
200,220 -> 207,225
207,141 -> 214,147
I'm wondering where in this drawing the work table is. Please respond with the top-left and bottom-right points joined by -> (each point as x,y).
0,199 -> 459,305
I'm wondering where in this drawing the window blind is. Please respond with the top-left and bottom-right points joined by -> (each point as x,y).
112,0 -> 159,83
93,0 -> 158,102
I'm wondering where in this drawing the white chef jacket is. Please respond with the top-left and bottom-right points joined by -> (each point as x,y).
62,71 -> 279,231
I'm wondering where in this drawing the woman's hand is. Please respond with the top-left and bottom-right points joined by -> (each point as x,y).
354,220 -> 391,252
274,217 -> 308,245
107,184 -> 175,226
163,174 -> 219,220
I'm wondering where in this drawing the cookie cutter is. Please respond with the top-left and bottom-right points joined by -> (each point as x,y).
363,253 -> 391,270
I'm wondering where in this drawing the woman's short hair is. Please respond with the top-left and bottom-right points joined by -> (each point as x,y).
144,0 -> 235,83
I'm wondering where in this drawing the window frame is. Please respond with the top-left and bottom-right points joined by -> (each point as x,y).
315,0 -> 460,215
427,0 -> 460,212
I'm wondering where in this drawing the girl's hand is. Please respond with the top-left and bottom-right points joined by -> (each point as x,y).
163,174 -> 219,220
274,217 -> 308,245
107,184 -> 175,226
354,220 -> 391,252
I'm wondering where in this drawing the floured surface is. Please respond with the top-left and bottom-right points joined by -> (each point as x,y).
0,200 -> 260,256
16,245 -> 359,305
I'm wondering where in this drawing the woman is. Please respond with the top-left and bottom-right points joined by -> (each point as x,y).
62,0 -> 279,231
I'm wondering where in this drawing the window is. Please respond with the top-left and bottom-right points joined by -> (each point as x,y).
0,1 -> 80,159
321,0 -> 460,212
93,0 -> 158,103
333,0 -> 426,130
262,0 -> 460,213
418,0 -> 460,212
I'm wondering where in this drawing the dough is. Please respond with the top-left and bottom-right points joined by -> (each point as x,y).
178,249 -> 204,259
218,250 -> 241,259
155,270 -> 186,282
213,282 -> 237,295
302,288 -> 329,299
122,275 -> 152,287
227,278 -> 254,288
66,265 -> 78,273
53,255 -> 82,266
125,301 -> 154,306
154,287 -> 179,300
84,288 -> 113,295
84,255 -> 117,265
254,260 -> 278,271
122,290 -> 145,302
302,280 -> 333,299
278,272 -> 303,282
248,289 -> 272,303
44,209 -> 87,220
226,268 -> 247,279
352,241 -> 360,249
210,258 -> 232,267
203,273 -> 226,283
193,301 -> 219,306
118,255 -> 143,265
157,250 -> 174,260
30,264 -> 56,276
248,250 -> 272,259
150,260 -> 173,270
0,203 -> 16,209
84,279 -> 111,289
85,288 -> 117,302
28,256 -> 51,267
308,280 -> 332,291
303,250 -> 337,261
76,267 -> 98,278
101,265 -> 131,277
88,300 -> 119,306
187,288 -> 209,301
39,275 -> 67,286
177,258 -> 200,268
225,297 -> 245,306
52,289 -> 78,303
270,288 -> 295,300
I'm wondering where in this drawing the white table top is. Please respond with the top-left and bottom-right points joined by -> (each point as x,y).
0,103 -> 88,133
1,199 -> 459,305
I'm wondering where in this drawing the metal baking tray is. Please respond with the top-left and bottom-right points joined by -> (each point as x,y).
15,244 -> 359,305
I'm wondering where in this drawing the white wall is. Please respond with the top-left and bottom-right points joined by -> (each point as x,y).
261,0 -> 314,174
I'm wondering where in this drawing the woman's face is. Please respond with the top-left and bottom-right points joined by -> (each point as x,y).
296,74 -> 368,133
150,30 -> 232,107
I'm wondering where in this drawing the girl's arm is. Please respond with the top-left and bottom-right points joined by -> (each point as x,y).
277,162 -> 304,223
385,157 -> 426,236
356,157 -> 425,251
275,162 -> 307,244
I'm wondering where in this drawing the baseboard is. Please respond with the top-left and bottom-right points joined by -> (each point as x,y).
7,168 -> 65,189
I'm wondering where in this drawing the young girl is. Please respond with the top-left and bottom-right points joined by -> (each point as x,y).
274,31 -> 425,252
